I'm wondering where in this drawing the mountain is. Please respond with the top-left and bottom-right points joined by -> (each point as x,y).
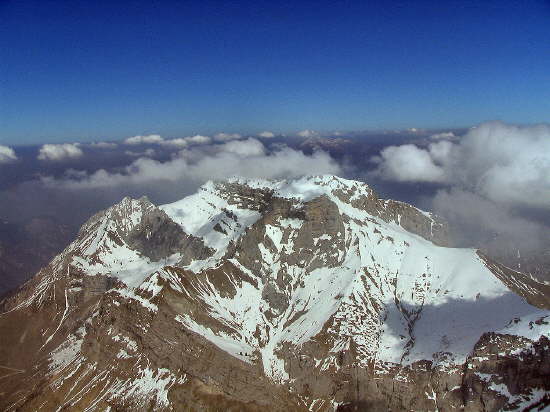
0,175 -> 548,411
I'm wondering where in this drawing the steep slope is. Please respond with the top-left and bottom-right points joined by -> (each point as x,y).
0,175 -> 548,411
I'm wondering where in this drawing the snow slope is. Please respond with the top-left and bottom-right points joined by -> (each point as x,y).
155,176 -> 550,378
24,175 -> 548,382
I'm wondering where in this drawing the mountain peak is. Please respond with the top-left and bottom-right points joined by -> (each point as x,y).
219,174 -> 375,202
0,175 -> 548,411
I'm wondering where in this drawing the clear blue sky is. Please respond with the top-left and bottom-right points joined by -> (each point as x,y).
1,0 -> 550,144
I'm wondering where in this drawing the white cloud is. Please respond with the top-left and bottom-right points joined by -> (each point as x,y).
124,134 -> 164,145
184,134 -> 212,145
214,132 -> 242,142
297,129 -> 319,138
160,138 -> 188,148
219,138 -> 266,157
372,121 -> 550,209
37,143 -> 83,161
123,134 -> 215,147
428,140 -> 454,165
0,145 -> 18,163
258,131 -> 275,138
42,140 -> 341,190
371,143 -> 448,183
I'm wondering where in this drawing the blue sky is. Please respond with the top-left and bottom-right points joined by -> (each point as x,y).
1,0 -> 550,145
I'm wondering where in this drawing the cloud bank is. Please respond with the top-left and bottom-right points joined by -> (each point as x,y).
42,138 -> 341,190
123,133 -> 243,147
369,121 -> 550,267
124,134 -> 164,145
372,121 -> 550,210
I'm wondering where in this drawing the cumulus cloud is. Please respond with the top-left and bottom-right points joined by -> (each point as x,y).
297,129 -> 319,138
213,132 -> 242,142
372,121 -> 550,210
124,134 -> 164,145
37,143 -> 83,161
41,139 -> 340,190
258,131 -> 275,138
0,145 -> 18,163
371,143 -> 449,183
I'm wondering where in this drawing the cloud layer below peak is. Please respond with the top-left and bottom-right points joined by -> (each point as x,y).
42,138 -> 340,190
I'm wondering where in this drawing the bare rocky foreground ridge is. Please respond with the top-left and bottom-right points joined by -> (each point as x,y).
0,175 -> 549,411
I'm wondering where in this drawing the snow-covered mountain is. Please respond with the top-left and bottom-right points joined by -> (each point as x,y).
0,175 -> 548,411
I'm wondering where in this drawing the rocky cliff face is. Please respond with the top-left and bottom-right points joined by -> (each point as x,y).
0,175 -> 548,411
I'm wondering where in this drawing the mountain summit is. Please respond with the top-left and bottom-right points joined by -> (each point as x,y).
0,175 -> 548,411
